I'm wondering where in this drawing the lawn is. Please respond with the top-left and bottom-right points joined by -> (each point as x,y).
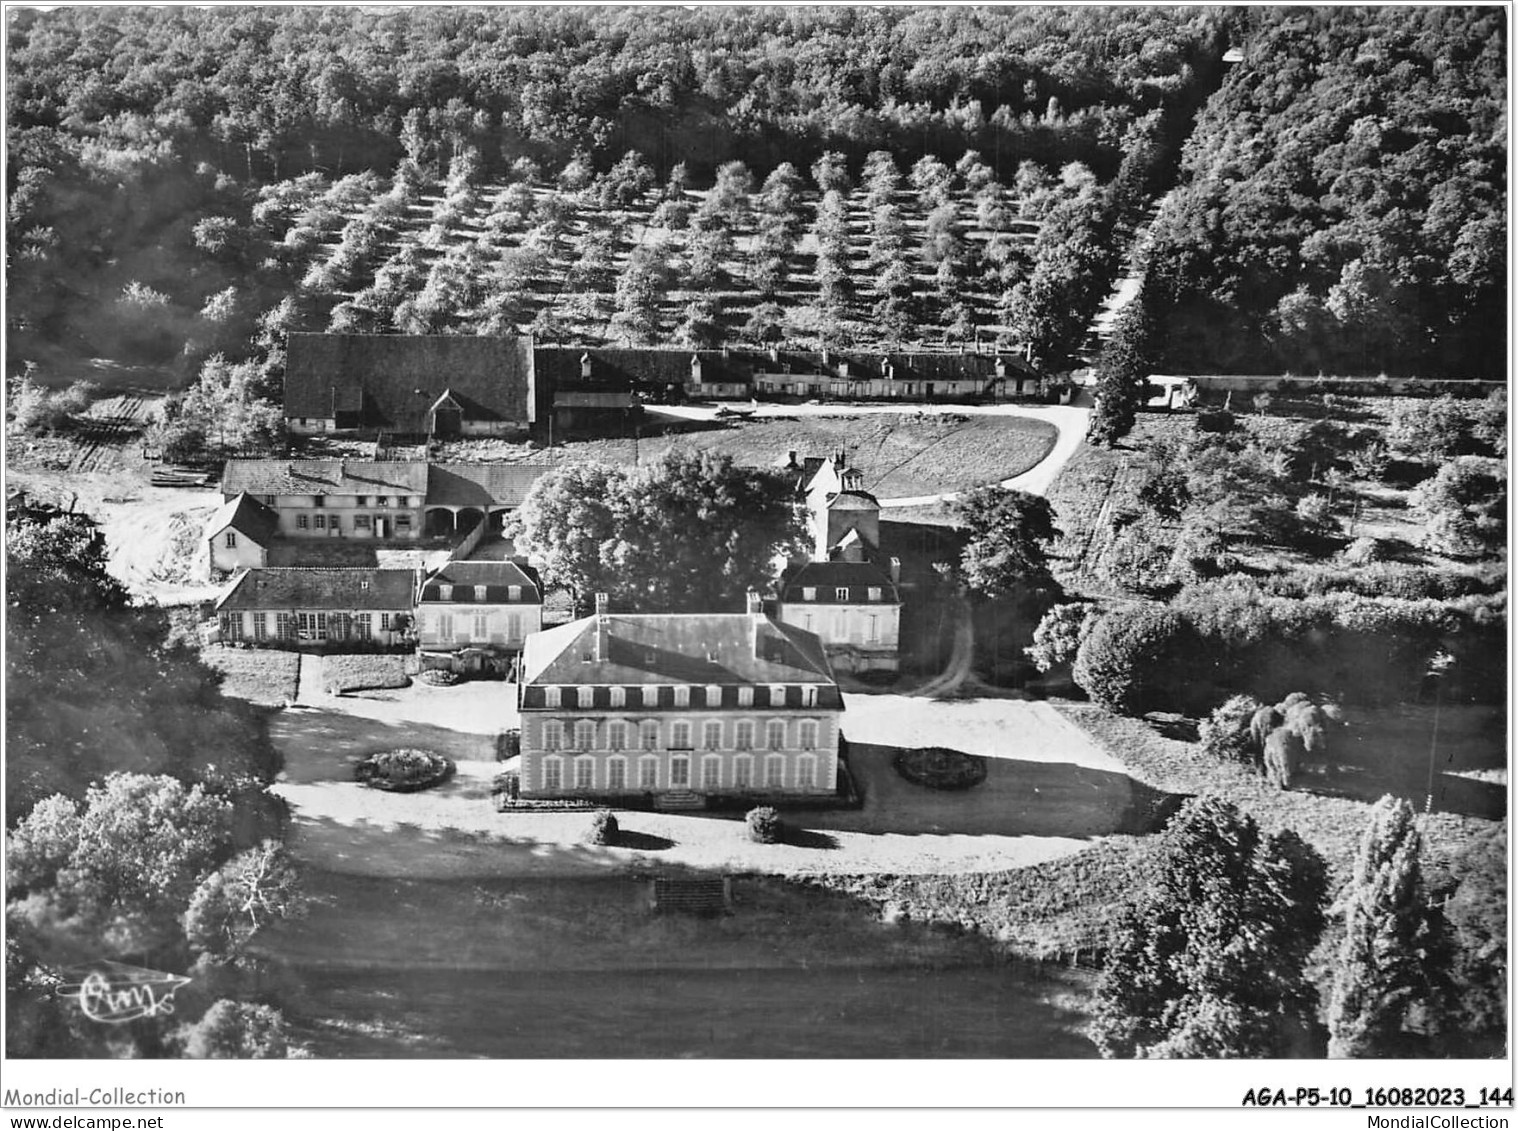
433,413 -> 1059,500
258,868 -> 1098,1059
322,653 -> 412,695
201,645 -> 301,705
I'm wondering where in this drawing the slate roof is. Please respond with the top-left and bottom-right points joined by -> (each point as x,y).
419,560 -> 542,604
206,493 -> 279,545
285,333 -> 534,430
222,460 -> 429,497
781,561 -> 901,605
425,463 -> 553,508
220,460 -> 550,508
214,568 -> 418,612
759,349 -> 1039,382
533,347 -> 754,389
520,613 -> 836,689
827,490 -> 880,511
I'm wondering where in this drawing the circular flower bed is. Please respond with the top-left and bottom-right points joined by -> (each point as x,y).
355,748 -> 454,792
892,747 -> 988,791
418,669 -> 461,687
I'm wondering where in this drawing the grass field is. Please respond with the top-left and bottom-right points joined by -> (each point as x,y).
429,412 -> 1058,499
322,653 -> 412,695
199,645 -> 302,705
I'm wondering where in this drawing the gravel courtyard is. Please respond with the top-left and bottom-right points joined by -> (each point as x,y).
269,680 -> 1163,880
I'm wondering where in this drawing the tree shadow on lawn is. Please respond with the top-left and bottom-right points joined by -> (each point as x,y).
287,813 -> 652,878
613,829 -> 677,851
800,742 -> 1186,839
271,710 -> 498,782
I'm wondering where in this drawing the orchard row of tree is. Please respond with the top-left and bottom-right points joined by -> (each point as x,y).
1134,6 -> 1506,379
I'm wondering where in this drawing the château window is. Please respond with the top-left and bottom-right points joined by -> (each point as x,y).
545,686 -> 561,708
799,720 -> 818,750
835,587 -> 848,601
802,587 -> 817,601
734,755 -> 753,789
639,757 -> 658,789
224,532 -> 237,548
737,687 -> 754,707
439,584 -> 453,601
765,755 -> 786,788
607,757 -> 627,790
641,721 -> 659,751
703,721 -> 722,750
543,721 -> 563,752
766,720 -> 786,750
574,720 -> 595,751
543,757 -> 562,791
670,721 -> 692,749
575,756 -> 595,791
735,720 -> 754,750
608,722 -> 627,751
673,686 -> 690,707
474,585 -> 487,601
868,587 -> 883,601
609,686 -> 626,708
797,755 -> 817,789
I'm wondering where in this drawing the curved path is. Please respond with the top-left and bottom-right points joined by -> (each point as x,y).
649,399 -> 1092,506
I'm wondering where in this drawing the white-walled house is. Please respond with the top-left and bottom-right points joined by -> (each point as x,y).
416,560 -> 543,676
516,594 -> 843,804
211,567 -> 417,649
775,560 -> 903,673
206,493 -> 278,573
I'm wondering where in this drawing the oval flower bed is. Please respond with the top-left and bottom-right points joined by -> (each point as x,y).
354,748 -> 454,793
892,747 -> 988,791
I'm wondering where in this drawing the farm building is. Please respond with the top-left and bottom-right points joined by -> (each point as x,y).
205,492 -> 279,572
751,348 -> 1045,402
211,567 -> 418,649
516,593 -> 843,805
216,459 -> 554,546
416,560 -> 543,677
221,460 -> 430,541
284,332 -> 536,438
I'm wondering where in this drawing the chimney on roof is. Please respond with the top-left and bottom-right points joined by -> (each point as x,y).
580,352 -> 592,380
786,449 -> 798,468
821,347 -> 832,368
747,590 -> 764,656
995,357 -> 1008,379
690,354 -> 703,383
768,345 -> 780,365
594,592 -> 609,661
880,355 -> 891,375
889,556 -> 901,584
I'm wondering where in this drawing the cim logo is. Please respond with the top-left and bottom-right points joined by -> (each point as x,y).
55,961 -> 191,1024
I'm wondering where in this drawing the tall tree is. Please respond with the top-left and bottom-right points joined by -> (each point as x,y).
1327,796 -> 1456,1057
1093,797 -> 1329,1058
948,487 -> 1059,598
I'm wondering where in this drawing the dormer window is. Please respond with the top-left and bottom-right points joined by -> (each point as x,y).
642,685 -> 660,707
769,684 -> 787,707
508,585 -> 522,601
737,687 -> 754,707
579,352 -> 592,379
474,585 -> 487,601
835,587 -> 849,601
705,684 -> 722,706
868,587 -> 883,601
803,686 -> 818,707
609,686 -> 626,708
439,584 -> 453,601
802,587 -> 816,601
673,686 -> 690,707
545,686 -> 561,708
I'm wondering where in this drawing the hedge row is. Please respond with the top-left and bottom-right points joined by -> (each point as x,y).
1073,583 -> 1505,715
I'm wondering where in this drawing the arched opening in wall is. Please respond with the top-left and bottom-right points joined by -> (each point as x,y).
424,508 -> 456,538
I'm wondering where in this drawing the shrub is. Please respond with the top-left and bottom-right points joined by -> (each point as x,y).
1340,536 -> 1387,566
893,748 -> 989,790
585,809 -> 619,846
1026,602 -> 1097,674
1198,694 -> 1266,766
746,806 -> 783,844
1072,604 -> 1191,715
354,749 -> 453,792
1412,456 -> 1506,558
419,668 -> 460,687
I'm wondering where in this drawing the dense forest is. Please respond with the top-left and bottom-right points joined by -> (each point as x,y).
4,5 -> 1505,387
1145,6 -> 1507,379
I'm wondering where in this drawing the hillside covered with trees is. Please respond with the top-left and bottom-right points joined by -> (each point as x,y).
1141,6 -> 1506,379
